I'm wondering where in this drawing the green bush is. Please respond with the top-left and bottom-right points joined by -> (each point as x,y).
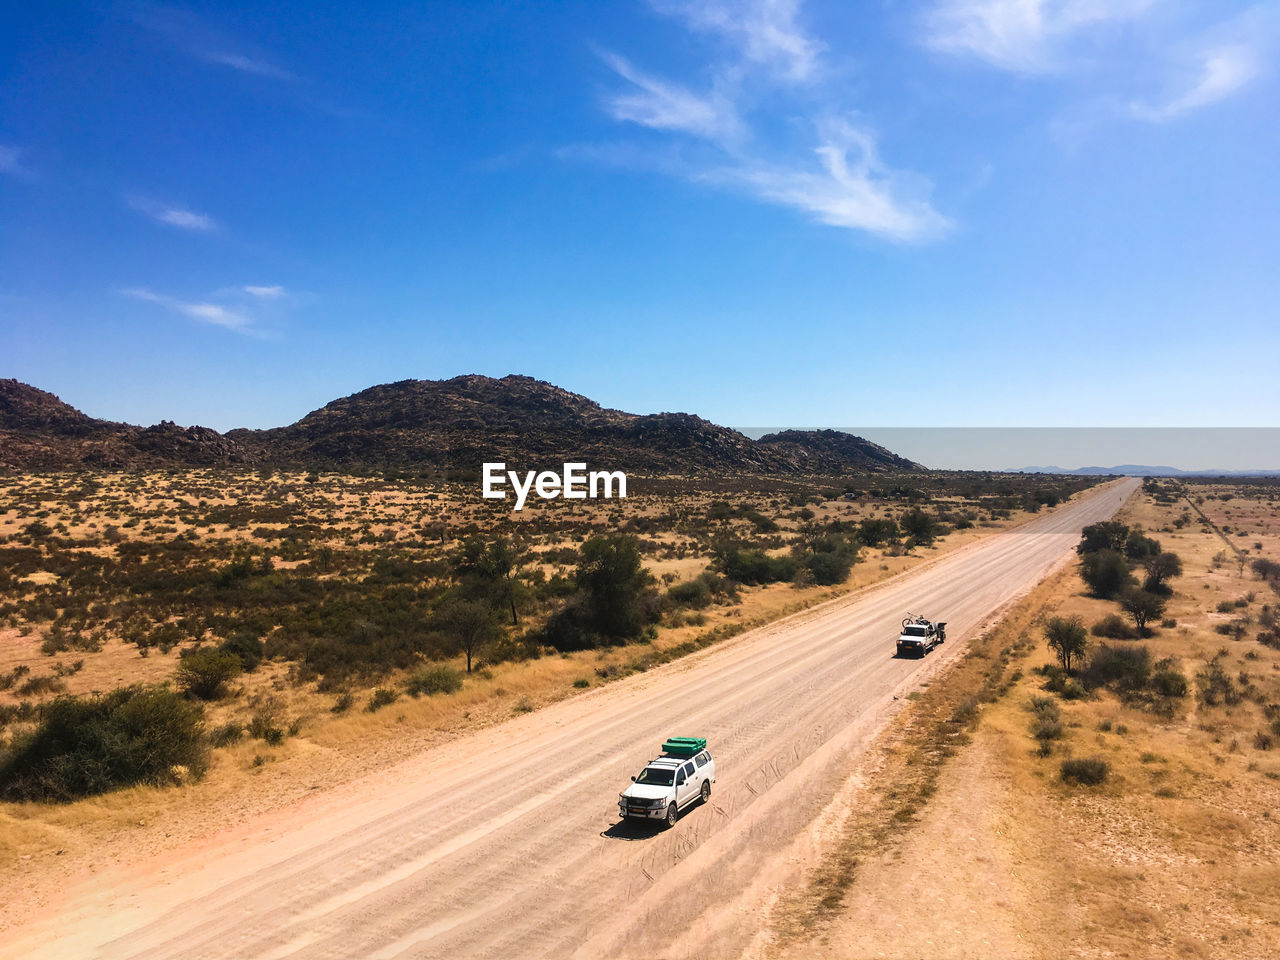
0,686 -> 208,802
1081,644 -> 1151,694
175,648 -> 242,700
1150,668 -> 1189,698
406,664 -> 464,697
1061,757 -> 1109,785
1080,550 -> 1132,599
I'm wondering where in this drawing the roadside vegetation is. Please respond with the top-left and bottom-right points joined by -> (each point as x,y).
775,474 -> 1280,959
0,468 -> 1094,804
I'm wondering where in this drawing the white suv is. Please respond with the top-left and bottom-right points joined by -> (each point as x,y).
619,740 -> 715,828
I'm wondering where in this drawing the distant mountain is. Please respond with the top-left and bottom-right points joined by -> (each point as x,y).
0,379 -> 251,470
1014,465 -> 1279,477
1,375 -> 923,475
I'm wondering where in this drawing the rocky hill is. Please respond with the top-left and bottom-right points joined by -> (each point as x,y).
0,379 -> 251,470
2,375 -> 923,474
756,428 -> 921,473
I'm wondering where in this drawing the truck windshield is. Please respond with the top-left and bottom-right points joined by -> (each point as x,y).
903,625 -> 928,636
635,767 -> 674,786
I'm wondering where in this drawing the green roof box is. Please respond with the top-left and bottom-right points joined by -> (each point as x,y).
661,736 -> 707,758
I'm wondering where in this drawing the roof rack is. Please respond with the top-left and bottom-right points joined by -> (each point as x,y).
661,736 -> 707,758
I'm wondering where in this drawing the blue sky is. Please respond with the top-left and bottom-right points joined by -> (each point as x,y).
3,1 -> 1278,444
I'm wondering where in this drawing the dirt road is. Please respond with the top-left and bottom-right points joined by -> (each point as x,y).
7,479 -> 1138,960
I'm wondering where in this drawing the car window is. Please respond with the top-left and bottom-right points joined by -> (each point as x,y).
682,762 -> 695,778
676,771 -> 686,785
695,753 -> 708,767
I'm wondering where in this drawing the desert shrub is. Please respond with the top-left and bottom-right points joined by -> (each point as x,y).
16,675 -> 66,697
572,677 -> 590,688
1196,654 -> 1244,707
210,722 -> 243,747
716,546 -> 799,585
366,687 -> 398,712
951,696 -> 980,725
802,536 -> 859,586
1061,757 -> 1109,785
1082,644 -> 1151,695
217,631 -> 265,671
1254,731 -> 1274,751
0,686 -> 207,802
667,577 -> 713,609
331,691 -> 354,714
1028,696 -> 1063,741
512,695 -> 534,714
1091,614 -> 1135,640
175,648 -> 242,700
1150,666 -> 1189,698
406,664 -> 464,697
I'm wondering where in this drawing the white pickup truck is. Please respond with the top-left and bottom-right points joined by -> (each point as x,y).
618,737 -> 715,828
896,614 -> 946,657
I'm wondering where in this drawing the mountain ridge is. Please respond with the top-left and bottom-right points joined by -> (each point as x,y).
1,375 -> 923,475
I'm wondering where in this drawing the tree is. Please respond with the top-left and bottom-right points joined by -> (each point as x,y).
576,533 -> 656,640
455,536 -> 522,625
436,598 -> 500,673
899,507 -> 938,546
856,517 -> 899,548
1141,551 -> 1182,594
1078,522 -> 1129,555
1080,549 -> 1132,599
175,648 -> 242,700
1045,616 -> 1089,673
1120,588 -> 1167,636
1124,529 -> 1162,560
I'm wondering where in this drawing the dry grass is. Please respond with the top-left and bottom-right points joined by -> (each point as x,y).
774,479 -> 1280,959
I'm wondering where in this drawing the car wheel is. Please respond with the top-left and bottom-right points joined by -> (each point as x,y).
700,779 -> 711,802
665,804 -> 678,827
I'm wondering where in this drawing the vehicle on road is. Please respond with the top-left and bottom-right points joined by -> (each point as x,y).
896,614 -> 946,657
618,737 -> 715,827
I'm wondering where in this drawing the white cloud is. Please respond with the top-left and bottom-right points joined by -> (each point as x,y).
124,288 -> 250,332
1131,44 -> 1260,121
601,52 -> 743,143
653,0 -> 823,82
243,285 -> 286,298
127,195 -> 218,232
590,1 -> 948,242
131,5 -> 294,82
923,0 -> 1153,73
201,51 -> 295,81
711,121 -> 951,242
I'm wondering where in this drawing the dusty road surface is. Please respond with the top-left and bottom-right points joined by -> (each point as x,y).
6,479 -> 1139,960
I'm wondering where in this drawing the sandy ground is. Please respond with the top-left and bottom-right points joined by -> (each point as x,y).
1,480 -> 1136,960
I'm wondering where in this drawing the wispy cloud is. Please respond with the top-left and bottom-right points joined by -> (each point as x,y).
710,121 -> 950,242
124,287 -> 251,332
243,285 -> 286,298
200,50 -> 295,81
130,4 -> 295,82
653,0 -> 823,83
601,52 -> 743,143
591,0 -> 948,242
923,0 -> 1153,74
1131,45 -> 1259,121
127,195 -> 218,232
